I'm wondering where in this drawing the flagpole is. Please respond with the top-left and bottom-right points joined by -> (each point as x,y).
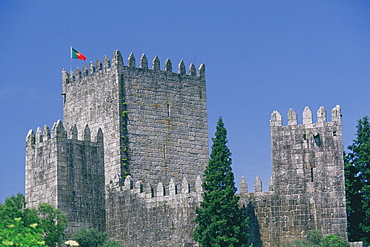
70,44 -> 72,72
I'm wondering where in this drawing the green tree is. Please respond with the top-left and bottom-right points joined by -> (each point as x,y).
73,228 -> 123,247
194,117 -> 248,247
0,194 -> 39,227
0,217 -> 46,246
74,228 -> 107,247
322,234 -> 349,247
100,239 -> 124,247
0,195 -> 46,246
0,194 -> 67,247
37,203 -> 68,247
291,230 -> 349,247
344,116 -> 370,244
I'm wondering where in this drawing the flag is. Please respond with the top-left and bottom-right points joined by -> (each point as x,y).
71,48 -> 86,61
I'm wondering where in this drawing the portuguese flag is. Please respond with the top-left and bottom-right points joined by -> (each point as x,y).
71,48 -> 86,61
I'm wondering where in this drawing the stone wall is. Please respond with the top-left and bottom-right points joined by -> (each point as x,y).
62,53 -> 123,187
26,125 -> 58,208
106,176 -> 202,247
119,54 -> 208,187
26,121 -> 106,236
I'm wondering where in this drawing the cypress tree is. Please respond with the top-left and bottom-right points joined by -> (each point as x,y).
345,116 -> 370,245
194,117 -> 248,247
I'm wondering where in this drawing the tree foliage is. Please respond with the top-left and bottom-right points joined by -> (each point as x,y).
0,194 -> 38,227
288,230 -> 349,247
194,117 -> 248,247
0,217 -> 46,246
344,116 -> 370,244
37,203 -> 68,246
73,228 -> 123,247
0,194 -> 67,247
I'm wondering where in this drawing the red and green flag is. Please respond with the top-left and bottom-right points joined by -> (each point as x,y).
71,48 -> 86,61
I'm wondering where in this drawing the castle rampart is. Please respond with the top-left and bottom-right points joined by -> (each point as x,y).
106,175 -> 202,247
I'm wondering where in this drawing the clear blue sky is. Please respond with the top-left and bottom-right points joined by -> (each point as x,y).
1,1 -> 370,202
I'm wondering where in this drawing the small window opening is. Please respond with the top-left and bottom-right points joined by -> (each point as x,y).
167,104 -> 170,118
310,168 -> 314,182
333,131 -> 337,136
61,93 -> 66,104
303,133 -> 307,140
313,134 -> 321,147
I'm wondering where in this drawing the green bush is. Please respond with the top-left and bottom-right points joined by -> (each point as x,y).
73,228 -> 123,247
0,194 -> 67,246
291,230 -> 349,247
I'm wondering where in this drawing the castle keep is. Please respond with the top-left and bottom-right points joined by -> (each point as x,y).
25,50 -> 347,246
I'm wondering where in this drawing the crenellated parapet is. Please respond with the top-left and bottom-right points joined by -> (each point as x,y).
106,174 -> 203,246
270,105 -> 342,127
26,120 -> 103,146
238,176 -> 274,197
62,50 -> 205,85
109,175 -> 203,202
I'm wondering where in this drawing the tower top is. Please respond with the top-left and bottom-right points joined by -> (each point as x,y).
62,50 -> 205,84
270,105 -> 341,127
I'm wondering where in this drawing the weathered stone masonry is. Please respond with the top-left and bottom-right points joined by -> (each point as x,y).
61,51 -> 208,188
239,106 -> 347,247
26,122 -> 106,234
106,176 -> 203,246
26,49 -> 348,246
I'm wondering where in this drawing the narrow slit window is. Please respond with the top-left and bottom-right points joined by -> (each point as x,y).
167,104 -> 170,118
311,168 -> 314,182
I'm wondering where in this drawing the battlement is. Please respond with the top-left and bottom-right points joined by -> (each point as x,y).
62,50 -> 205,84
239,176 -> 273,195
106,174 -> 203,246
270,105 -> 341,127
112,174 -> 202,198
26,120 -> 103,146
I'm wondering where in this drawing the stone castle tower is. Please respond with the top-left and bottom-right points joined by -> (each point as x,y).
239,106 -> 347,247
26,50 -> 208,246
25,50 -> 347,247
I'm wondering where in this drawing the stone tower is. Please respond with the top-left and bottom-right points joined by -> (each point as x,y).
239,105 -> 347,247
61,51 -> 208,188
26,123 -> 106,233
270,105 -> 347,239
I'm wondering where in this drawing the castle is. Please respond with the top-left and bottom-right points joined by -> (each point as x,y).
25,50 -> 347,247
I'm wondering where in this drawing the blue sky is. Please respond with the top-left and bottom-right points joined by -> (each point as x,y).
1,1 -> 370,202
